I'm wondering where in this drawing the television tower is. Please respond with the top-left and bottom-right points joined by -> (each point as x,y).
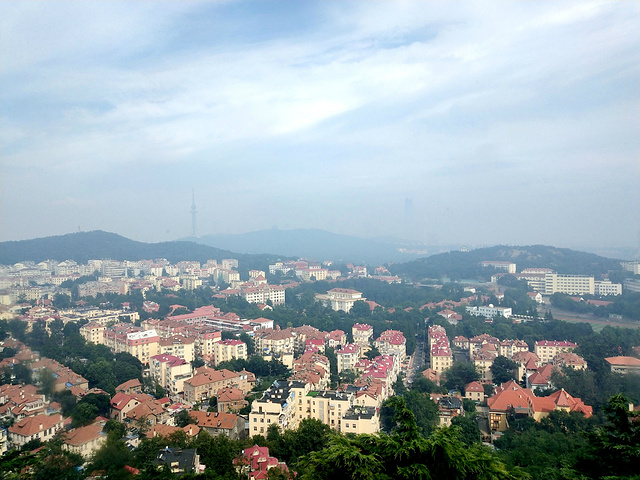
190,189 -> 197,237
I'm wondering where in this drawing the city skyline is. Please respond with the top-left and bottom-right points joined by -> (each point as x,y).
1,1 -> 638,250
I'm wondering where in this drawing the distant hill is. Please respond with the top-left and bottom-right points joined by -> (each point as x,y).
0,231 -> 289,273
389,245 -> 624,282
184,228 -> 439,265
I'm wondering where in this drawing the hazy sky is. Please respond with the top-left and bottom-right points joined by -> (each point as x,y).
1,1 -> 638,249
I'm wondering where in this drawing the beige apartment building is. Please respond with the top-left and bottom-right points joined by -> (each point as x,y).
79,322 -> 106,345
336,344 -> 361,373
249,380 -> 310,434
183,368 -> 250,404
352,323 -> 373,347
149,354 -> 193,398
544,273 -> 595,295
159,336 -> 195,363
534,340 -> 578,364
214,339 -> 247,365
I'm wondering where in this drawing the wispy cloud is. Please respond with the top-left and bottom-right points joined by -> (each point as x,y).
1,1 -> 638,248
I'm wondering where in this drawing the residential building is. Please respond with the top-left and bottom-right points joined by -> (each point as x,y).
605,356 -> 640,375
159,336 -> 195,363
305,390 -> 354,431
189,410 -> 246,440
534,340 -> 578,364
544,273 -> 595,295
352,323 -> 373,347
63,419 -> 107,459
374,330 -> 406,361
235,444 -> 289,480
149,354 -> 193,398
464,381 -> 485,403
214,339 -> 247,365
249,380 -> 309,433
336,344 -> 361,373
487,381 -> 592,433
315,288 -> 365,313
217,387 -> 247,413
183,368 -> 249,404
466,305 -> 513,319
152,448 -> 203,475
340,406 -> 379,435
8,413 -> 64,448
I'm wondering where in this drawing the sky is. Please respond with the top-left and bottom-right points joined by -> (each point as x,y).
1,1 -> 639,251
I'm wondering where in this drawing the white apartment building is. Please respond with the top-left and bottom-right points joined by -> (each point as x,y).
214,339 -> 247,365
465,305 -> 513,319
594,280 -> 623,296
315,288 -> 365,313
481,261 -> 517,273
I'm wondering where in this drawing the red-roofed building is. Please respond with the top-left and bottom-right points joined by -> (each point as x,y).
605,356 -> 640,375
464,381 -> 485,402
374,330 -> 407,361
235,444 -> 289,480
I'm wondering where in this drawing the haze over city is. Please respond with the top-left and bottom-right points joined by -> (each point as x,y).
1,1 -> 638,250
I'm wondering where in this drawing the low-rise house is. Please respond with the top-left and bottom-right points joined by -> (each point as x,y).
8,413 -> 64,448
217,387 -> 248,413
190,410 -> 246,440
605,356 -> 640,375
464,381 -> 485,403
235,444 -> 289,480
63,418 -> 107,459
553,352 -> 587,370
152,447 -> 203,475
116,378 -> 143,395
487,380 -> 592,434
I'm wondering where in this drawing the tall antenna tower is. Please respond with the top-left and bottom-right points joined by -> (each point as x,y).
190,189 -> 197,237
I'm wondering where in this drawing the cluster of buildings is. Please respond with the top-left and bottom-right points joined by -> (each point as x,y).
248,324 -> 408,437
484,262 -> 624,296
0,257 -> 249,306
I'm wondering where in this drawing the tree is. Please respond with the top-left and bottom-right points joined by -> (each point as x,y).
442,363 -> 480,393
175,409 -> 196,428
299,396 -> 526,480
490,356 -> 518,385
71,402 -> 98,428
364,345 -> 381,360
451,415 -> 481,446
577,394 -> 640,479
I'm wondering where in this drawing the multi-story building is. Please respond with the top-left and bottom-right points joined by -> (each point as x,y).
305,390 -> 353,431
336,344 -> 361,373
63,419 -> 107,459
183,368 -> 250,403
214,339 -> 247,365
240,284 -> 286,305
159,336 -> 195,363
594,280 -> 623,296
534,340 -> 578,364
480,261 -> 516,273
374,330 -> 406,361
8,413 -> 64,448
544,273 -> 595,295
79,322 -> 106,345
315,289 -> 365,313
249,380 -> 310,434
465,305 -> 512,319
149,354 -> 193,397
352,323 -> 373,347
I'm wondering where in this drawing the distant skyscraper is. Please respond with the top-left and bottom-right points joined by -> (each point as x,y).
190,189 -> 197,237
